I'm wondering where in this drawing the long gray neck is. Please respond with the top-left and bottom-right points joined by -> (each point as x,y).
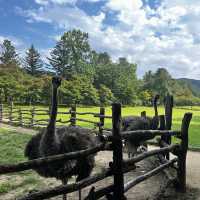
40,85 -> 59,155
47,86 -> 58,131
153,98 -> 158,117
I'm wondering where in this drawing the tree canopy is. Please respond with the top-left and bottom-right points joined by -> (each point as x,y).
0,29 -> 199,106
24,44 -> 43,76
0,40 -> 18,65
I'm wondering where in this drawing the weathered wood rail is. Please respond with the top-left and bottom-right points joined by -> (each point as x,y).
0,102 -> 192,199
0,104 -> 109,129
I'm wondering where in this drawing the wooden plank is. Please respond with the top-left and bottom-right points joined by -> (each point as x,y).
141,111 -> 146,117
176,113 -> 192,192
71,118 -> 98,125
123,144 -> 179,167
99,107 -> 105,135
0,143 -> 105,174
70,106 -> 76,126
18,167 -> 112,200
164,94 -> 173,159
0,104 -> 3,122
124,158 -> 178,193
112,103 -> 125,200
121,130 -> 180,140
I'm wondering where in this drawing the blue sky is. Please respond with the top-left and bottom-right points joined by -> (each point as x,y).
0,0 -> 200,79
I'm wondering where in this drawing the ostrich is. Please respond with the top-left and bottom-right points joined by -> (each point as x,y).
25,77 -> 98,200
122,95 -> 159,158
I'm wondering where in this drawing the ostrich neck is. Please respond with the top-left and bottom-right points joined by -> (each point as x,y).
154,101 -> 158,117
47,86 -> 58,132
40,85 -> 60,156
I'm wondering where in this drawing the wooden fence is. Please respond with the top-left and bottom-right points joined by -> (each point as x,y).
0,104 -> 110,129
0,102 -> 192,200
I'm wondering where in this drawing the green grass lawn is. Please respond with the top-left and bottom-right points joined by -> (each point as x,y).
2,105 -> 200,148
0,127 -> 61,198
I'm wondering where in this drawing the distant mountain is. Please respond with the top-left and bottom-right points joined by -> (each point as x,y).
178,78 -> 200,97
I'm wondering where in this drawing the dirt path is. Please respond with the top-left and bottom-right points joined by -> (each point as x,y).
186,151 -> 200,188
0,123 -> 37,135
0,124 -> 200,199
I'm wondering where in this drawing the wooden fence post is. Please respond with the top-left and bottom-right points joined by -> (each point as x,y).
141,111 -> 146,117
176,113 -> 192,192
112,103 -> 126,200
160,115 -> 166,144
70,105 -> 76,126
164,94 -> 173,159
159,115 -> 166,157
18,108 -> 23,126
31,107 -> 35,127
0,104 -> 3,122
9,103 -> 13,124
99,107 -> 105,135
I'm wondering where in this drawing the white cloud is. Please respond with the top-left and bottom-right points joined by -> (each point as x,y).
35,0 -> 102,5
17,0 -> 200,79
0,35 -> 24,48
35,0 -> 77,5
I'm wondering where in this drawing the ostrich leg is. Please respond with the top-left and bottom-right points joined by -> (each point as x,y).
62,178 -> 68,200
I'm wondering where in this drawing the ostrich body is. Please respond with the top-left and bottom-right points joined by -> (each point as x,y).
122,95 -> 159,158
25,77 -> 98,200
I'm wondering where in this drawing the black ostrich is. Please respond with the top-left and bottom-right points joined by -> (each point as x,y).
25,77 -> 98,200
122,95 -> 159,158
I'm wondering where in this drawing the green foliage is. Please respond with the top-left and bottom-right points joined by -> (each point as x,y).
48,29 -> 92,80
94,56 -> 138,104
98,84 -> 115,106
142,68 -> 199,105
24,44 -> 43,76
0,39 -> 19,65
59,78 -> 83,105
139,90 -> 152,106
59,76 -> 99,105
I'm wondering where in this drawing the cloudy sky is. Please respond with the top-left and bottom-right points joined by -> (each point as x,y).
0,0 -> 200,79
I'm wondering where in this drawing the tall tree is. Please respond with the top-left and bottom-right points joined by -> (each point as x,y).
0,39 -> 18,65
94,57 -> 138,105
48,29 -> 92,79
24,45 -> 43,76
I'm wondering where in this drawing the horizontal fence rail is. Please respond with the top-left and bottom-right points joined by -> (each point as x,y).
0,143 -> 107,175
124,158 -> 178,193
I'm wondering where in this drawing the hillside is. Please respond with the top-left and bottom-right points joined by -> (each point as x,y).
178,78 -> 200,97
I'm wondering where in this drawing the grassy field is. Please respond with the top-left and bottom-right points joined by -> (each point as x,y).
0,127 -> 66,198
5,105 -> 200,148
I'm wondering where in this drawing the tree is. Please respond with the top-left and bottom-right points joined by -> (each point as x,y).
59,77 -> 99,105
98,84 -> 115,106
24,44 -> 43,76
94,57 -> 138,105
0,39 -> 18,65
142,70 -> 155,92
139,90 -> 152,106
154,68 -> 171,96
142,68 -> 171,100
48,29 -> 92,79
97,52 -> 111,65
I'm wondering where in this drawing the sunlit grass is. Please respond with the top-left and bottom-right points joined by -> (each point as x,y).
2,105 -> 200,148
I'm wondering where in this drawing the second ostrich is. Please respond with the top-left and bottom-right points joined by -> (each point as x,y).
25,77 -> 98,200
122,95 -> 159,158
